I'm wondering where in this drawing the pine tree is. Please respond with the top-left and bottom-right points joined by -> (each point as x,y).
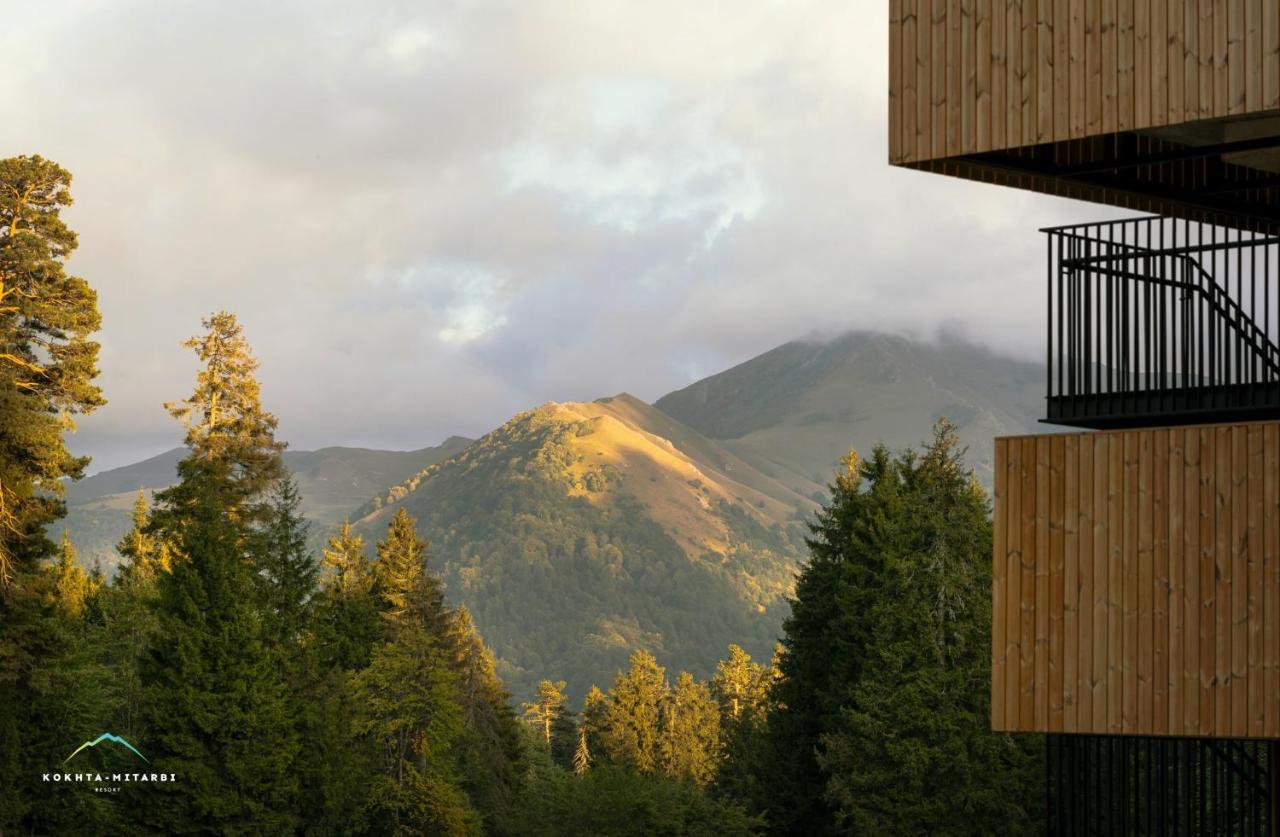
573,727 -> 591,777
322,521 -> 372,596
0,155 -> 104,591
602,650 -> 667,774
151,311 -> 285,534
659,671 -> 720,786
581,684 -> 610,765
0,157 -> 106,832
523,679 -> 569,747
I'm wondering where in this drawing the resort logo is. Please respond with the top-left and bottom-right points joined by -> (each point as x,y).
63,731 -> 149,764
43,731 -> 176,793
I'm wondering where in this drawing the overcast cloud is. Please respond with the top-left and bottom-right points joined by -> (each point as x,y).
2,1 -> 1105,470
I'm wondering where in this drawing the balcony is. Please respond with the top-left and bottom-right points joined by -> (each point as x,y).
1045,216 -> 1280,429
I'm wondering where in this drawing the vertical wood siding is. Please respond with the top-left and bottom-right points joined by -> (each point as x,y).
889,0 -> 1280,164
992,420 -> 1280,738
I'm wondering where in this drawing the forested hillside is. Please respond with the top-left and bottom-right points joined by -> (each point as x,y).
355,394 -> 816,698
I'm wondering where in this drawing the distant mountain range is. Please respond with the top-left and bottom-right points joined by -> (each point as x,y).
59,438 -> 473,573
57,331 -> 1051,697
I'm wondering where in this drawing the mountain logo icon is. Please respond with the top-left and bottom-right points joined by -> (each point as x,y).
63,732 -> 149,764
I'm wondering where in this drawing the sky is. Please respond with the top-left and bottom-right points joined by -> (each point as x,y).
2,1 -> 1106,471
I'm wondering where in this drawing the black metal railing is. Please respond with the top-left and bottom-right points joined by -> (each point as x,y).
1045,216 -> 1280,428
1047,734 -> 1277,836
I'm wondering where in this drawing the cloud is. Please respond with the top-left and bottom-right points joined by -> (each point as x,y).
0,0 -> 1094,471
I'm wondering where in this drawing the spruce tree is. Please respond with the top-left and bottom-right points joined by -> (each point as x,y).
256,477 -> 316,649
601,650 -> 667,774
115,490 -> 169,586
50,530 -> 89,618
758,422 -> 1042,835
353,511 -> 475,835
659,671 -> 720,786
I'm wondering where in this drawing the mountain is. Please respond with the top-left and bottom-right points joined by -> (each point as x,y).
58,437 -> 474,573
655,331 -> 1049,491
353,394 -> 817,699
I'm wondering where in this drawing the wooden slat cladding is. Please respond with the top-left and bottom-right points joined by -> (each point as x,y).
889,0 -> 1280,164
991,420 -> 1280,738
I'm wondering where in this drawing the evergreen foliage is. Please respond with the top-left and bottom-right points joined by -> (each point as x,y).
756,422 -> 1043,835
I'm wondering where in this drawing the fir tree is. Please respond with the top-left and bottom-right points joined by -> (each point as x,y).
115,490 -> 169,586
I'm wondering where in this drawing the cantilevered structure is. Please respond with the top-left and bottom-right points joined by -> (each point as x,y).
889,2 -> 1280,832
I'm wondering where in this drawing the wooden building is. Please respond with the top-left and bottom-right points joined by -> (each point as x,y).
889,2 -> 1280,832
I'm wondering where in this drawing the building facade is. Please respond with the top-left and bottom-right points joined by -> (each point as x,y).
889,2 -> 1280,832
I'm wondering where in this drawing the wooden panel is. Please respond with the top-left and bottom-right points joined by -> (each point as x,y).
888,0 -> 1280,178
1049,435 -> 1065,732
1266,0 -> 1280,110
990,420 -> 1280,739
1007,431 -> 1023,728
1063,434 -> 1079,732
1153,429 -> 1168,735
1247,424 -> 1263,736
1183,427 -> 1201,736
1078,433 -> 1095,731
1108,429 -> 1123,733
948,0 -> 964,155
891,0 -> 904,163
992,0 -> 1007,150
1093,433 -> 1110,730
1069,0 -> 1086,138
1036,436 -> 1051,729
1266,423 -> 1279,738
1021,436 -> 1037,726
1199,425 -> 1215,735
976,0 -> 992,151
1150,0 -> 1167,126
992,436 -> 1007,729
1167,428 -> 1184,735
1135,0 -> 1151,129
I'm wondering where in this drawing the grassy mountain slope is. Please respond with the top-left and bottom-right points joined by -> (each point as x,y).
655,331 -> 1048,491
354,395 -> 816,699
59,437 -> 473,573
